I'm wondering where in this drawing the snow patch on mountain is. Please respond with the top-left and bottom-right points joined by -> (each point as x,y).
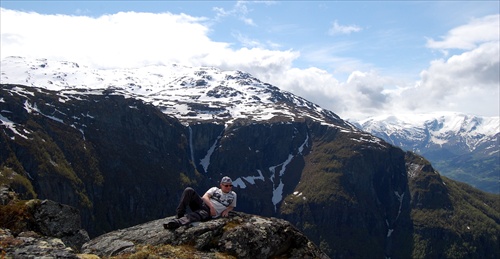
0,112 -> 29,139
1,56 -> 352,130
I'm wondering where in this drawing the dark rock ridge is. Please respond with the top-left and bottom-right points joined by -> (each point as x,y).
1,84 -> 499,258
0,185 -> 89,257
82,211 -> 329,258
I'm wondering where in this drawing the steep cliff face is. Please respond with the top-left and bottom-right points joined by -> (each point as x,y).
278,124 -> 413,258
1,84 -> 499,258
0,85 -> 206,236
187,119 -> 413,258
72,94 -> 200,235
405,152 -> 500,258
191,120 -> 311,216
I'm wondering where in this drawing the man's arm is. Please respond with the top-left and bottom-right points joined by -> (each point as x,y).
221,205 -> 234,217
202,192 -> 217,216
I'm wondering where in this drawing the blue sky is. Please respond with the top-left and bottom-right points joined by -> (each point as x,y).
1,1 -> 499,119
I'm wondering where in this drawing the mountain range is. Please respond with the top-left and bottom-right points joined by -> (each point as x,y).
352,113 -> 499,194
3,56 -> 497,193
1,56 -> 499,258
0,56 -> 346,127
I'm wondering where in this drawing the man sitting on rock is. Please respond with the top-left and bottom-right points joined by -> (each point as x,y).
164,176 -> 237,229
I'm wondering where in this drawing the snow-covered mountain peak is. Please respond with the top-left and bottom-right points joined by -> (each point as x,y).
1,56 -> 349,128
356,112 -> 499,153
358,112 -> 499,137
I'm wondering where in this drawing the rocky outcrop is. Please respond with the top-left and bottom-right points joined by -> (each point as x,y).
2,209 -> 327,259
82,211 -> 329,258
1,186 -> 327,258
0,186 -> 90,256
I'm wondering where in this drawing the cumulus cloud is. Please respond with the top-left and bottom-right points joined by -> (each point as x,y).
292,14 -> 498,118
426,14 -> 499,50
0,7 -> 300,94
0,8 -> 221,68
387,15 -> 500,117
395,41 -> 499,115
0,8 -> 296,71
261,67 -> 397,120
0,7 -> 498,119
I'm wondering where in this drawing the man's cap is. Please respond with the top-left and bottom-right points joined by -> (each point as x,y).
220,176 -> 232,184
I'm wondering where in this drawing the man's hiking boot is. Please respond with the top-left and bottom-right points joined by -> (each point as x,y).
176,209 -> 185,219
163,219 -> 180,230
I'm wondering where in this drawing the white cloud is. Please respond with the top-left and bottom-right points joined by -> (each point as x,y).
200,47 -> 299,78
328,20 -> 362,35
0,8 -> 498,119
426,14 -> 499,50
0,8 -> 295,71
395,14 -> 500,117
269,37 -> 499,119
259,67 -> 397,120
0,7 -> 300,103
0,8 -> 223,68
396,41 -> 499,115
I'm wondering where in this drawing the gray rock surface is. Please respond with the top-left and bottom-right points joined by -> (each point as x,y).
1,188 -> 327,258
82,211 -> 329,258
0,228 -> 79,258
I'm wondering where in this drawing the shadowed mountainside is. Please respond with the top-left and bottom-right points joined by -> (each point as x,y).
1,84 -> 499,258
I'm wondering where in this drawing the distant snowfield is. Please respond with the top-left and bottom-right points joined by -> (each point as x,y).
356,112 -> 499,154
0,56 -> 351,129
358,112 -> 499,136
